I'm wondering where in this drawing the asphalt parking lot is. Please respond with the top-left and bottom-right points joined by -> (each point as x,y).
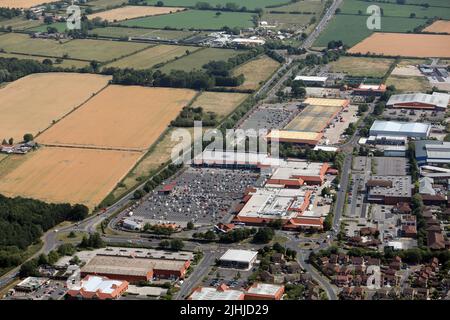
238,103 -> 299,132
132,167 -> 261,225
373,157 -> 408,176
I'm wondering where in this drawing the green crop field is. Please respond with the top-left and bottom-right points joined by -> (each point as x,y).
160,48 -> 243,72
88,26 -> 196,40
0,33 -> 151,62
372,0 -> 450,8
0,52 -> 90,68
84,0 -> 128,10
144,0 -> 290,10
267,0 -> 325,13
314,15 -> 427,47
104,44 -> 201,69
340,0 -> 450,19
28,22 -> 68,33
263,13 -> 316,30
118,9 -> 255,30
0,17 -> 44,30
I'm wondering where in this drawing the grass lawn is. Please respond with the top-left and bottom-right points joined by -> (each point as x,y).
28,22 -> 67,32
56,231 -> 87,243
397,58 -> 429,67
144,0 -> 290,9
232,55 -> 280,90
191,91 -> 249,121
160,47 -> 242,72
0,52 -> 90,68
118,10 -> 255,30
268,0 -> 325,13
340,0 -> 450,19
328,56 -> 394,77
89,26 -> 195,40
83,0 -> 128,10
104,44 -> 201,69
0,33 -> 151,62
386,74 -> 431,92
271,234 -> 289,244
380,0 -> 449,6
314,14 -> 427,47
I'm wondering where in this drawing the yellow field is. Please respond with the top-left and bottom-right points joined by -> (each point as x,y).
0,73 -> 111,142
88,6 -> 184,21
104,44 -> 200,70
348,33 -> 450,58
37,85 -> 196,150
328,56 -> 393,77
424,20 -> 450,34
0,147 -> 142,209
192,91 -> 249,120
232,55 -> 280,90
0,0 -> 57,8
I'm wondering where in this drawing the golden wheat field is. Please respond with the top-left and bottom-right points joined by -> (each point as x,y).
0,0 -> 57,8
87,6 -> 184,21
0,147 -> 142,209
0,73 -> 111,142
37,85 -> 197,150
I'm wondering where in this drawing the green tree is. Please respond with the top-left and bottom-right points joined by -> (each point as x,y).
170,239 -> 184,250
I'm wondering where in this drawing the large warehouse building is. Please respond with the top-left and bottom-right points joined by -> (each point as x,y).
387,92 -> 450,111
369,120 -> 431,138
415,140 -> 450,166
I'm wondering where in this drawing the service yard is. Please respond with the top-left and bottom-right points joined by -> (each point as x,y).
0,0 -> 57,8
87,6 -> 185,22
0,147 -> 142,209
0,33 -> 151,62
0,73 -> 111,142
328,56 -> 394,78
37,85 -> 196,151
285,105 -> 342,133
231,55 -> 280,91
348,33 -> 450,58
104,44 -> 201,70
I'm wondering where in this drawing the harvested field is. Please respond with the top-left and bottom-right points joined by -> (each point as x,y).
424,20 -> 450,33
386,75 -> 431,93
87,6 -> 184,22
37,85 -> 197,150
160,48 -> 241,72
0,0 -> 57,8
348,33 -> 450,58
192,91 -> 249,120
285,105 -> 341,132
328,56 -> 394,77
89,27 -> 194,40
86,0 -> 127,10
0,73 -> 111,142
0,33 -> 151,62
0,147 -> 142,209
104,44 -> 201,70
232,55 -> 280,91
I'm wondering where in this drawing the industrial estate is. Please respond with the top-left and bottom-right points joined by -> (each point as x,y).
0,0 -> 449,305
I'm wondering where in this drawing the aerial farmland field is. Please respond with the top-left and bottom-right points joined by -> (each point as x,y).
0,16 -> 43,30
424,20 -> 450,33
192,92 -> 250,121
0,0 -> 57,8
87,6 -> 185,22
89,26 -> 195,40
0,147 -> 142,209
232,55 -> 281,91
0,33 -> 151,62
0,52 -> 90,68
160,48 -> 242,72
386,75 -> 432,93
269,0 -> 325,13
84,0 -> 128,11
262,13 -> 315,30
37,85 -> 197,150
0,73 -> 111,142
104,44 -> 201,70
118,9 -> 255,30
328,56 -> 394,77
348,33 -> 450,58
144,0 -> 290,10
314,15 -> 427,47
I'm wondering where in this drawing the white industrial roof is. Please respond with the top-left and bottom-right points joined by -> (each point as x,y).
189,287 -> 244,300
387,92 -> 450,109
220,249 -> 258,263
370,120 -> 431,135
71,276 -> 125,294
246,283 -> 283,296
294,75 -> 328,82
